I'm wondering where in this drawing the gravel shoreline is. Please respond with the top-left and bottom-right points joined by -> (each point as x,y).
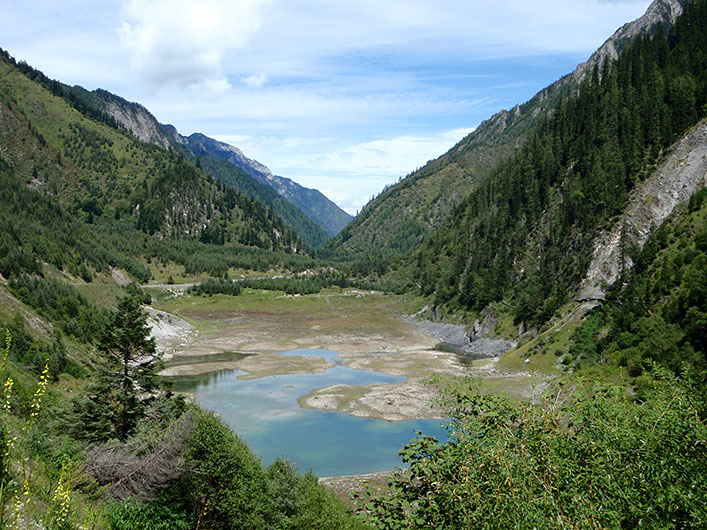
407,318 -> 515,358
319,470 -> 395,501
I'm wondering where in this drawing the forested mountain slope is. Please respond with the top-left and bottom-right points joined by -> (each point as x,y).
322,0 -> 693,259
0,59 -> 340,247
0,50 -> 306,256
98,92 -> 337,247
577,119 -> 707,301
9,71 -> 334,248
80,89 -> 351,242
409,0 -> 706,327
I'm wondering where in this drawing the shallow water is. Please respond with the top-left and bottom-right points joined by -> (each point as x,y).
171,349 -> 447,476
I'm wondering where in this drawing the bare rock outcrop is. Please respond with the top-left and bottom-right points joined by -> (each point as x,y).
103,99 -> 172,149
410,317 -> 515,358
576,119 -> 707,301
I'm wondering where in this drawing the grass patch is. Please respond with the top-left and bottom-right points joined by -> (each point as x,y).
496,302 -> 592,375
474,375 -> 545,400
73,281 -> 124,307
158,288 -> 416,340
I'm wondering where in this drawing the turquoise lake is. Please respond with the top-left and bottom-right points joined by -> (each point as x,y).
172,349 -> 448,477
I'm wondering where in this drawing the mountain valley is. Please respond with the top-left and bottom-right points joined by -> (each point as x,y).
0,0 -> 704,528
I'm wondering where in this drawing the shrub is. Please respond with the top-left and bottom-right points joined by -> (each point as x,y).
362,368 -> 707,529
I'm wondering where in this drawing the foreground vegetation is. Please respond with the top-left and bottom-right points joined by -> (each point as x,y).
361,368 -> 706,529
354,184 -> 707,528
0,297 -> 366,529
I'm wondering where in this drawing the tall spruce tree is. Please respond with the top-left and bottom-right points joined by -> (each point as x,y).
99,295 -> 161,441
74,295 -> 163,441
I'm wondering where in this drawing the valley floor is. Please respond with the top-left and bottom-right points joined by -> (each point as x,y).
152,287 -> 551,422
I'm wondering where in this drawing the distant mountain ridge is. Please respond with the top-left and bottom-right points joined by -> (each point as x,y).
182,133 -> 353,236
321,0 -> 692,258
83,90 -> 351,240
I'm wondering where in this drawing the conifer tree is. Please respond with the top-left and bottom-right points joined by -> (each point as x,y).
74,295 -> 162,441
100,295 -> 161,441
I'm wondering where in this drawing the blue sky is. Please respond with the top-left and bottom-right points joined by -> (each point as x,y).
1,0 -> 653,214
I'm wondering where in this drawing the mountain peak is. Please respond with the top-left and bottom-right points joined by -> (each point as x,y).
186,133 -> 274,180
572,0 -> 690,82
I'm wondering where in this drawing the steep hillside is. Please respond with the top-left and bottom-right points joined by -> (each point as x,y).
567,186 -> 707,382
322,0 -> 692,259
0,50 -> 307,259
183,133 -> 353,236
409,1 -> 706,326
2,61 -> 344,247
577,119 -> 707,301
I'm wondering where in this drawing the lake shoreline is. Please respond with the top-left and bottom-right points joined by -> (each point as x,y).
319,470 -> 396,502
153,289 -> 468,421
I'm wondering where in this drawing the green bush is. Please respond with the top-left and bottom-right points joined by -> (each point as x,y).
181,411 -> 268,529
265,459 -> 368,530
363,368 -> 707,529
105,492 -> 190,530
166,410 -> 365,529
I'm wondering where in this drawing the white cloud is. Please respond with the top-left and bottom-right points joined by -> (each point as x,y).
293,128 -> 476,179
118,0 -> 270,90
242,72 -> 267,88
237,0 -> 652,73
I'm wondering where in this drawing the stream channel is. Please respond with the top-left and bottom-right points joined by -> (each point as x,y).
169,349 -> 448,477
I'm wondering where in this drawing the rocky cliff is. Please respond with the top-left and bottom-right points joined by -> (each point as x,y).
577,119 -> 707,301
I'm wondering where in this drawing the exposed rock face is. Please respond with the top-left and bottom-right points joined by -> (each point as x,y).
576,119 -> 707,301
573,0 -> 690,83
101,97 -> 172,149
410,319 -> 515,358
468,311 -> 499,343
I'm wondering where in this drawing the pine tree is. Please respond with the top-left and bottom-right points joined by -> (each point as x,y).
101,295 -> 161,441
74,295 -> 163,442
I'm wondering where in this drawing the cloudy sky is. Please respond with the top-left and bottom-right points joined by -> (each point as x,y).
2,0 -> 652,214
